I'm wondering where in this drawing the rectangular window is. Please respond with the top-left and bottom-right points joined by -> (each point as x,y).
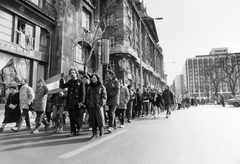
75,44 -> 83,63
16,20 -> 35,50
0,10 -> 13,42
109,36 -> 116,47
107,60 -> 115,72
39,28 -> 48,54
82,9 -> 90,31
29,0 -> 44,8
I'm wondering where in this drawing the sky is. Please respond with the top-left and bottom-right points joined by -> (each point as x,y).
145,0 -> 240,85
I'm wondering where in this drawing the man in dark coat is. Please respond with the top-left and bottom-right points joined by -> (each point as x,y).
162,85 -> 174,118
219,93 -> 225,107
133,88 -> 142,118
142,88 -> 150,116
105,70 -> 120,133
59,69 -> 85,137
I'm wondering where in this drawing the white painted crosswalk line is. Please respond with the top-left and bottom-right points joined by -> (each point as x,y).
59,129 -> 129,159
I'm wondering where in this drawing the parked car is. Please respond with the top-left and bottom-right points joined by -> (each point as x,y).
227,95 -> 240,107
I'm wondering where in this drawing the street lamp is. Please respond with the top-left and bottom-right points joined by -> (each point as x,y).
139,16 -> 163,90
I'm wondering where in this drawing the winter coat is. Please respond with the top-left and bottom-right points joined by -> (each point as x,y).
142,91 -> 150,102
46,95 -> 54,113
162,89 -> 174,105
34,85 -> 48,112
59,78 -> 85,110
133,92 -> 142,111
88,82 -> 107,128
105,77 -> 120,106
19,84 -> 35,110
152,93 -> 163,107
84,83 -> 90,107
118,86 -> 130,109
3,92 -> 21,123
53,93 -> 66,107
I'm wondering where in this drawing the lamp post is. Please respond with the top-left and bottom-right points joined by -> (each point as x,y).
139,16 -> 163,90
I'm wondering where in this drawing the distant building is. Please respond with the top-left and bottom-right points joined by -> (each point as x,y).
209,47 -> 228,55
182,49 -> 240,98
173,74 -> 186,96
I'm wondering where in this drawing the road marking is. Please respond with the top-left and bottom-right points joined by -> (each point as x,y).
59,129 -> 129,159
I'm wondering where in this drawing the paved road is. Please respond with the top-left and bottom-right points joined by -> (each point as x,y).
0,105 -> 240,164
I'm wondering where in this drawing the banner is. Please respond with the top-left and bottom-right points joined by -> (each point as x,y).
45,73 -> 69,94
101,39 -> 110,65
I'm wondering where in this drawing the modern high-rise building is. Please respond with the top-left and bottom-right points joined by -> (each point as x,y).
173,74 -> 186,96
182,48 -> 240,98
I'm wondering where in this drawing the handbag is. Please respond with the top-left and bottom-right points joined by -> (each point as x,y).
9,103 -> 16,109
29,102 -> 34,111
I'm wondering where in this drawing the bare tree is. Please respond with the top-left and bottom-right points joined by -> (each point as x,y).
66,1 -> 130,73
220,53 -> 240,97
204,63 -> 226,97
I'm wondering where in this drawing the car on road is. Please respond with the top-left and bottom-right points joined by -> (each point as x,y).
227,95 -> 240,107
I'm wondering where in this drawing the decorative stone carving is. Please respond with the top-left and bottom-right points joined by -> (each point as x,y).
55,0 -> 65,22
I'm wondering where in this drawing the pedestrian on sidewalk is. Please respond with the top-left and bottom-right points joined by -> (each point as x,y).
175,94 -> 182,110
162,85 -> 174,118
88,73 -> 107,138
219,93 -> 225,107
31,79 -> 49,134
59,69 -> 85,137
11,79 -> 34,132
105,70 -> 120,133
45,93 -> 54,128
82,74 -> 92,131
133,88 -> 142,118
142,88 -> 150,116
0,85 -> 20,132
185,96 -> 191,109
152,89 -> 161,118
126,84 -> 134,123
116,80 -> 129,128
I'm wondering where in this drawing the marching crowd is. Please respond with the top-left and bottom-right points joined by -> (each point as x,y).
0,68 -> 201,138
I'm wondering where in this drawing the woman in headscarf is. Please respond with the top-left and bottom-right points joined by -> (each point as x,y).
88,73 -> 107,138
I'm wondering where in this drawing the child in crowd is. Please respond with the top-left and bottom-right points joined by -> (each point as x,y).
45,93 -> 54,129
52,89 -> 66,133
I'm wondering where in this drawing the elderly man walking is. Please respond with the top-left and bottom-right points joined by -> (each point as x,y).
11,79 -> 34,132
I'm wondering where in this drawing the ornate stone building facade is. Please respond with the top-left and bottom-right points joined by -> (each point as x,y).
100,0 -> 165,90
0,0 -> 165,103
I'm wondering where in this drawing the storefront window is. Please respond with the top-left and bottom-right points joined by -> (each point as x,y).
0,53 -> 30,103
